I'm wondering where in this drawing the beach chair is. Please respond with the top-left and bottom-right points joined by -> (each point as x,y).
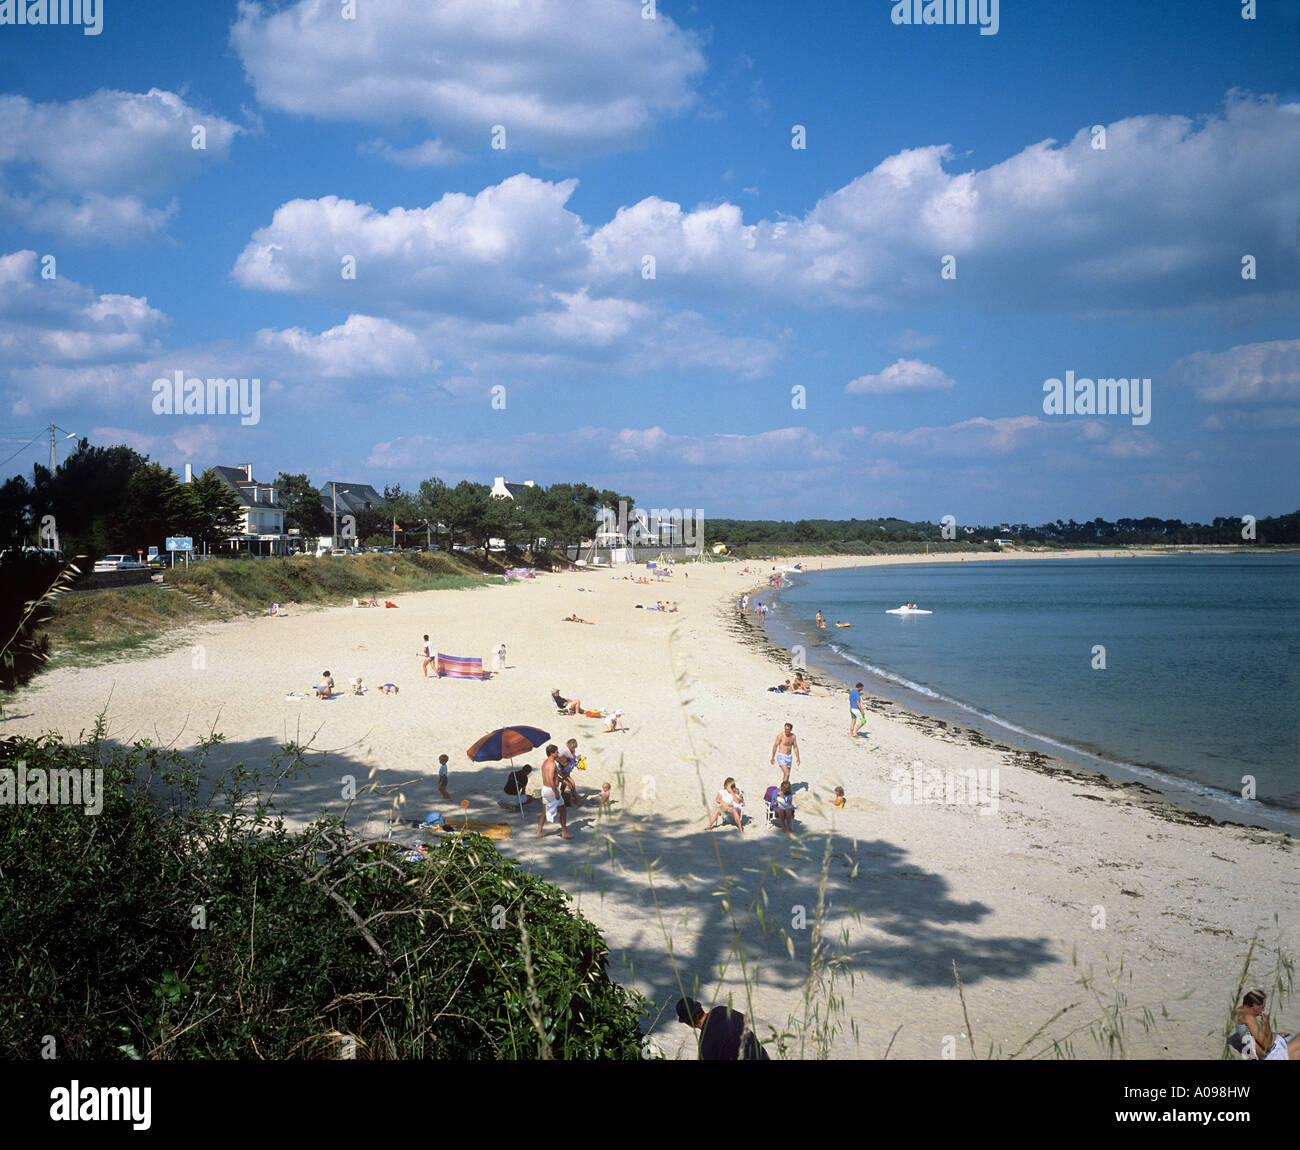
763,786 -> 781,830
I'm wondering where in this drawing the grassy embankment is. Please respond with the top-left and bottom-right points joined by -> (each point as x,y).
43,551 -> 501,668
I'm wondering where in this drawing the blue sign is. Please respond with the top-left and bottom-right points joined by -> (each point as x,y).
166,537 -> 193,552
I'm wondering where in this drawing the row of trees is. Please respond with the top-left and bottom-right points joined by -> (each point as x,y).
0,442 -> 245,560
0,442 -> 635,561
379,480 -> 632,555
705,513 -> 1300,547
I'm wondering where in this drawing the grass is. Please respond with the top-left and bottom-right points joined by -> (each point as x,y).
44,584 -> 216,667
31,552 -> 500,669
165,551 -> 496,614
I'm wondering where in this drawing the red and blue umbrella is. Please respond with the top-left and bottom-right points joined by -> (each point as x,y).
466,725 -> 550,763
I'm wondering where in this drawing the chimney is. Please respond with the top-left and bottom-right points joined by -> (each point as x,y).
245,464 -> 254,481
184,463 -> 193,484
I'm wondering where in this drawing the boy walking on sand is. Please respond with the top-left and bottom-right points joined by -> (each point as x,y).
437,753 -> 450,800
770,723 -> 800,784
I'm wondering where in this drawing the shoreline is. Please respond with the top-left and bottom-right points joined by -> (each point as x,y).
4,549 -> 1296,1059
733,554 -> 1298,837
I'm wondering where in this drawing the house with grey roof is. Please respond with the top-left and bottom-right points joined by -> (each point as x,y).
184,463 -> 288,555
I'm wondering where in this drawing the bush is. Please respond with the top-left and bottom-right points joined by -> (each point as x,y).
0,727 -> 647,1059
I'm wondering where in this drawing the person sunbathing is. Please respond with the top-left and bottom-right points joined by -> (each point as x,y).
775,781 -> 796,832
705,778 -> 745,834
552,689 -> 582,714
563,614 -> 595,624
1238,990 -> 1300,1059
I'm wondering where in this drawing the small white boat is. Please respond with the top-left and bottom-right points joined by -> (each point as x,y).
885,605 -> 932,615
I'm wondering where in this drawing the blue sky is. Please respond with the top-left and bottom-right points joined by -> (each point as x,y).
1,0 -> 1297,524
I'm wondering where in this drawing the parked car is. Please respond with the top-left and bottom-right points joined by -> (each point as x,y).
330,548 -> 347,557
93,554 -> 144,572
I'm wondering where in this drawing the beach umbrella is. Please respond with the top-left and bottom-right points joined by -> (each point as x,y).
466,725 -> 550,762
468,725 -> 550,824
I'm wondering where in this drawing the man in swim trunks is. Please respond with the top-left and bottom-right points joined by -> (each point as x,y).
770,723 -> 800,784
1239,989 -> 1300,1059
536,744 -> 573,839
849,682 -> 866,738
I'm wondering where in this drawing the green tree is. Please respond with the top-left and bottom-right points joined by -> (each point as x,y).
275,472 -> 327,539
189,469 -> 246,552
0,475 -> 32,550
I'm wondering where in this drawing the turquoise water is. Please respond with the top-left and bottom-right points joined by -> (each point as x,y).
768,554 -> 1299,828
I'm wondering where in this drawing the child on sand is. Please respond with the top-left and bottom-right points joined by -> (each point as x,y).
350,676 -> 365,695
601,710 -> 626,732
437,754 -> 450,801
596,782 -> 612,811
706,778 -> 745,834
496,643 -> 507,672
832,786 -> 846,809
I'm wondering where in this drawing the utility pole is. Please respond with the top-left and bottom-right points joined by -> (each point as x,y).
49,423 -> 76,471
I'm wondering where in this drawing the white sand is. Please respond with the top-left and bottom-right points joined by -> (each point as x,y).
6,550 -> 1296,1059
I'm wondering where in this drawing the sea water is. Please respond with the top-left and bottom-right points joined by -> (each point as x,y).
766,554 -> 1299,832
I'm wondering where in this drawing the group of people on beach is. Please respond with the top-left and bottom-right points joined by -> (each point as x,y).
704,721 -> 845,836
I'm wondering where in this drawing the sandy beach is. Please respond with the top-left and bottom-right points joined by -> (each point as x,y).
6,550 -> 1296,1059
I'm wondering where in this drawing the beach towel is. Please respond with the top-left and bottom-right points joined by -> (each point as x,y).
436,653 -> 485,680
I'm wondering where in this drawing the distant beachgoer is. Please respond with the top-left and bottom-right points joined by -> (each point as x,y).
601,710 -> 626,732
553,689 -> 582,714
775,781 -> 796,832
437,753 -> 450,801
706,778 -> 745,834
315,671 -> 334,699
350,676 -> 365,695
597,782 -> 612,811
421,634 -> 436,678
849,682 -> 866,738
564,614 -> 595,624
496,643 -> 507,672
832,786 -> 846,809
1238,990 -> 1300,1060
816,610 -> 825,629
675,997 -> 769,1061
379,683 -> 398,694
770,723 -> 800,784
537,745 -> 573,840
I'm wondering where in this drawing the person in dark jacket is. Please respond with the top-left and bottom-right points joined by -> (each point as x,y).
675,997 -> 770,1060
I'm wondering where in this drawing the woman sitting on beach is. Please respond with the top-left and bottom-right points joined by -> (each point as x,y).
315,671 -> 334,699
1238,990 -> 1300,1059
705,778 -> 745,835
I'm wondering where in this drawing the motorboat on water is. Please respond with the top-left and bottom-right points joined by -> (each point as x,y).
885,605 -> 932,615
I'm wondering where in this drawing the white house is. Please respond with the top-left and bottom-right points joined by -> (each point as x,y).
491,477 -> 535,499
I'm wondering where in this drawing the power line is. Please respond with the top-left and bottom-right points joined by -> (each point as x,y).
0,433 -> 44,470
